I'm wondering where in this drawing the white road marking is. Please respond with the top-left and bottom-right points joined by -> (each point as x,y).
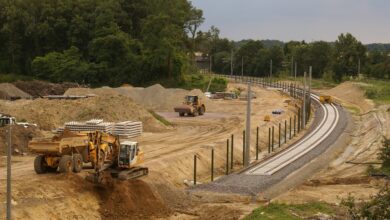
246,94 -> 340,176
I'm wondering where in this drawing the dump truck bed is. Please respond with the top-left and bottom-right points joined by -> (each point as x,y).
28,136 -> 88,155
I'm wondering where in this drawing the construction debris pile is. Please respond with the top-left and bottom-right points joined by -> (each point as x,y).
56,119 -> 143,138
0,83 -> 32,100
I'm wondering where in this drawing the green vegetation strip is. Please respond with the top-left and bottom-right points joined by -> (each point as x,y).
245,202 -> 334,220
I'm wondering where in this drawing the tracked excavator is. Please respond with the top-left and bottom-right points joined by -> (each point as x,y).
86,131 -> 148,183
29,130 -> 148,183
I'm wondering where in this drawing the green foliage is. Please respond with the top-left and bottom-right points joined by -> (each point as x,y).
0,74 -> 33,83
379,138 -> 390,169
0,0 -> 203,87
245,202 -> 334,220
357,79 -> 390,104
341,186 -> 390,219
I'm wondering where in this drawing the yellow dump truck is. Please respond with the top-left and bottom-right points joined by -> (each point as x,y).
28,131 -> 90,173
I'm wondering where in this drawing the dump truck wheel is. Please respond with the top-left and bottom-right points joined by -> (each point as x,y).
199,106 -> 205,115
59,155 -> 74,173
47,167 -> 58,172
34,155 -> 47,174
73,154 -> 83,173
193,110 -> 199,117
179,112 -> 185,117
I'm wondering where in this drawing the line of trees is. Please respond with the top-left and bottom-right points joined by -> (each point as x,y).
0,0 -> 388,87
197,29 -> 390,81
0,0 -> 204,86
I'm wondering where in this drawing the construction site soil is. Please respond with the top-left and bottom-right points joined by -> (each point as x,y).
0,125 -> 43,156
2,81 -> 386,219
12,80 -> 80,98
0,83 -> 32,99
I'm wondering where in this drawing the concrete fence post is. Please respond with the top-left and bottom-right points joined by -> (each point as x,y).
284,120 -> 287,144
231,134 -> 234,169
278,123 -> 281,148
194,155 -> 197,185
226,139 -> 229,175
289,117 -> 292,139
268,127 -> 271,153
242,130 -> 245,166
256,126 -> 259,160
272,126 -> 274,152
211,149 -> 214,181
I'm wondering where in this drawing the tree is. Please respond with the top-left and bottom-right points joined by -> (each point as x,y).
333,33 -> 366,82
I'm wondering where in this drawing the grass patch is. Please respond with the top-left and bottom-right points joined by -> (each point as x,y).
354,79 -> 390,105
148,110 -> 172,126
245,202 -> 335,220
151,73 -> 228,93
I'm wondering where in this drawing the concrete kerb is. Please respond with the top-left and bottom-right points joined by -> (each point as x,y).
263,108 -> 353,199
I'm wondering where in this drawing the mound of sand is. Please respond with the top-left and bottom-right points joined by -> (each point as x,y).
325,81 -> 374,113
13,80 -> 80,98
0,125 -> 42,155
66,84 -> 215,111
0,83 -> 32,99
96,179 -> 171,219
0,95 -> 165,132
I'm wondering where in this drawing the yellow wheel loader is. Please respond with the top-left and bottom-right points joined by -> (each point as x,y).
174,95 -> 206,117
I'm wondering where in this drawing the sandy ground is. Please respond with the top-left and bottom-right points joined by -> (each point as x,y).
0,83 -> 294,219
276,82 -> 389,204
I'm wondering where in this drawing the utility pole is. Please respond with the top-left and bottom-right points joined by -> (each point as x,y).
209,55 -> 212,73
291,56 -> 294,77
302,72 -> 307,129
294,62 -> 297,82
358,58 -> 361,75
270,59 -> 273,79
230,50 -> 234,76
7,124 -> 12,220
309,66 -> 312,120
244,82 -> 251,167
241,57 -> 244,77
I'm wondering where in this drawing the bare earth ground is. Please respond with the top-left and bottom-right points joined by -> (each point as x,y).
0,83 -> 295,219
276,82 -> 389,204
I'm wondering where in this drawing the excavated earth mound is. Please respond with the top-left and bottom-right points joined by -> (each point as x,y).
325,81 -> 374,113
95,178 -> 171,220
13,80 -> 80,98
0,125 -> 42,156
0,95 -> 165,132
66,84 -> 215,111
0,83 -> 32,99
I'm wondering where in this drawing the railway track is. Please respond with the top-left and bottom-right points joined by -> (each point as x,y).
192,77 -> 348,196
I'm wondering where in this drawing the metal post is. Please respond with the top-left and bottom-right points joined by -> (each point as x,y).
294,115 -> 296,136
298,108 -> 301,133
256,127 -> 259,160
231,134 -> 234,169
270,59 -> 273,80
284,120 -> 287,144
226,139 -> 229,175
268,127 -> 271,153
211,149 -> 214,181
245,83 -> 251,167
289,117 -> 292,139
278,123 -> 281,148
242,130 -> 245,165
194,155 -> 197,185
294,62 -> 297,82
209,55 -> 212,73
7,124 -> 12,220
272,126 -> 274,152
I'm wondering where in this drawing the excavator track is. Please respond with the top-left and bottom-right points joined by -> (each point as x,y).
111,167 -> 149,180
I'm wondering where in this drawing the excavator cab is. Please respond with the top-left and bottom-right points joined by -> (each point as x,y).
185,95 -> 199,105
118,141 -> 138,169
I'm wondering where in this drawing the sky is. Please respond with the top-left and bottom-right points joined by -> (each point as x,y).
191,0 -> 390,44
